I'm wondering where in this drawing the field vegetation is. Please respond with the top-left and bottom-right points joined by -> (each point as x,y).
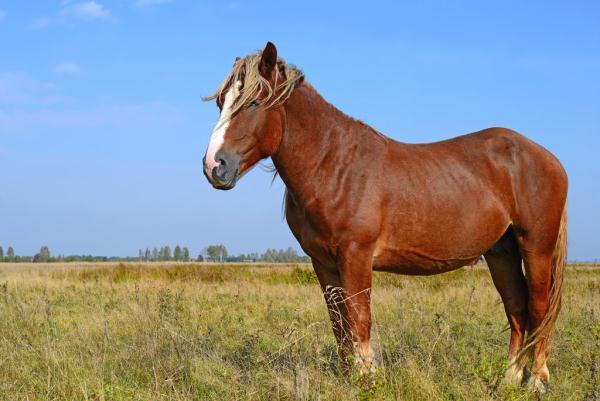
0,262 -> 598,400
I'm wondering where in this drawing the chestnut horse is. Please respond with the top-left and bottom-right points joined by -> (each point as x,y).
203,42 -> 568,392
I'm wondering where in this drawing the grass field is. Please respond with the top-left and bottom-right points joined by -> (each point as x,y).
0,262 -> 598,401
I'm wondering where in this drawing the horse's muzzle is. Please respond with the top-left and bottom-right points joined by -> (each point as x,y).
203,151 -> 240,190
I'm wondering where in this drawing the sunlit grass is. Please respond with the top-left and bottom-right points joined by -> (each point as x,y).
0,262 -> 597,400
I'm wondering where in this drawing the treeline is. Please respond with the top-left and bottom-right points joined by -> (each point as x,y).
226,247 -> 309,263
0,245 -> 129,263
142,244 -> 308,263
0,246 -> 20,262
0,245 -> 42,262
141,244 -> 309,263
0,244 -> 309,263
138,246 -> 191,261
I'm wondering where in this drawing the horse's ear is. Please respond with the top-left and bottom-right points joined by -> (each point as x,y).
259,42 -> 277,77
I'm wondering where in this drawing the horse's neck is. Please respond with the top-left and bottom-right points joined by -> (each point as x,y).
272,83 -> 382,202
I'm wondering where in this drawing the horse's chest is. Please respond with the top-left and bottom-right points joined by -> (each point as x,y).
285,197 -> 346,262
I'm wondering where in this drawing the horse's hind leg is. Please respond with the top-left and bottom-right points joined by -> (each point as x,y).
520,251 -> 554,392
484,229 -> 529,385
515,206 -> 567,393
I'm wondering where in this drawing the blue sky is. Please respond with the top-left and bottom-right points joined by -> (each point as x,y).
0,1 -> 598,260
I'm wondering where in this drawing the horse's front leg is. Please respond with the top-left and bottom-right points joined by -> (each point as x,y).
337,242 -> 375,374
312,261 -> 354,364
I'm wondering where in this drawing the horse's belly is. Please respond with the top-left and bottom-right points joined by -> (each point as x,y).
372,216 -> 506,275
372,248 -> 480,275
371,188 -> 510,275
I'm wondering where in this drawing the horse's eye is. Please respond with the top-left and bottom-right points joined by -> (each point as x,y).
249,100 -> 260,108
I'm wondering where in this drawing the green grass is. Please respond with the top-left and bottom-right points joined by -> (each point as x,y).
0,262 -> 598,400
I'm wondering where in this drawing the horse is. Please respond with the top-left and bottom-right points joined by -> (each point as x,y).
202,42 -> 568,393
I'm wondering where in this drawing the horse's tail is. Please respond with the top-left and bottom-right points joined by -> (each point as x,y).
521,205 -> 568,356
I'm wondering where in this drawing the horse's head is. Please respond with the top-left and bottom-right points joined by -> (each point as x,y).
203,42 -> 304,190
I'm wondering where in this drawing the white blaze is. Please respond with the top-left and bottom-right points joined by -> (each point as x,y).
205,80 -> 241,175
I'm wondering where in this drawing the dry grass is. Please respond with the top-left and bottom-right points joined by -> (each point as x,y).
0,262 -> 598,400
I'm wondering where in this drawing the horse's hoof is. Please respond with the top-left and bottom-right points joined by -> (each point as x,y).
501,374 -> 522,387
526,376 -> 549,394
352,343 -> 377,376
355,359 -> 377,376
502,365 -> 525,386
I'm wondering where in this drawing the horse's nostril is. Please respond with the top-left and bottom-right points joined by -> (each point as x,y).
219,158 -> 227,166
212,166 -> 223,181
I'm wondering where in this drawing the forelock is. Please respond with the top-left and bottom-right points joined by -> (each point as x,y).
204,50 -> 304,116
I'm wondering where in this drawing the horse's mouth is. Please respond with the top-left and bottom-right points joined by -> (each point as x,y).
211,170 -> 238,191
203,161 -> 238,190
212,181 -> 235,191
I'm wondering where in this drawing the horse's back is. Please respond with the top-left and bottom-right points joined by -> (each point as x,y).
385,126 -> 566,203
372,127 -> 567,273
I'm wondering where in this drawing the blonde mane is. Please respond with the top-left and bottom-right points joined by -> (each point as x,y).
204,51 -> 304,116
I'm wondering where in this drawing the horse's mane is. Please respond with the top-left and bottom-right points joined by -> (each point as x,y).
204,50 -> 304,116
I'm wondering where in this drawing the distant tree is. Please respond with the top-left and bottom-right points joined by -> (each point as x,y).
7,247 -> 14,259
138,249 -> 143,261
41,246 -> 50,261
283,247 -> 299,262
163,246 -> 172,260
0,246 -> 3,259
182,247 -> 190,261
206,245 -> 228,262
196,254 -> 204,262
144,248 -> 151,261
33,246 -> 50,263
152,248 -> 158,261
173,245 -> 182,261
262,248 -> 275,262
